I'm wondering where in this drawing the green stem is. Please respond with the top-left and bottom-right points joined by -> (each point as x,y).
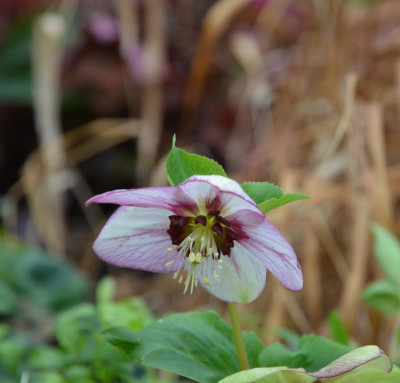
227,302 -> 249,371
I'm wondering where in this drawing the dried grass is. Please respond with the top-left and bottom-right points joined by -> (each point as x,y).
4,0 -> 400,350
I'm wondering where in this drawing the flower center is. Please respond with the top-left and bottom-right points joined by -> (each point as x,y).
165,210 -> 237,294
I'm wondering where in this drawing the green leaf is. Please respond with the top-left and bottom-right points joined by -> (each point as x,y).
96,277 -> 115,304
166,136 -> 227,186
54,303 -> 99,353
28,346 -> 65,370
258,342 -> 307,368
258,193 -> 310,213
298,335 -> 353,372
371,224 -> 400,288
275,328 -> 301,348
240,182 -> 283,204
29,372 -> 66,383
362,280 -> 400,316
219,346 -> 398,383
104,311 -> 263,383
0,13 -> 34,104
257,335 -> 352,373
0,281 -> 18,316
328,311 -> 350,345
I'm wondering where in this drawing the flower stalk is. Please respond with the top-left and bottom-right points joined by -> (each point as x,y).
227,303 -> 249,371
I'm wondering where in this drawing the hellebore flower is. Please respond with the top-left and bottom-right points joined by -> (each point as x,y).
86,175 -> 303,303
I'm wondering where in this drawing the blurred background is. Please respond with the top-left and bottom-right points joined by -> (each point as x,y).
1,0 -> 400,381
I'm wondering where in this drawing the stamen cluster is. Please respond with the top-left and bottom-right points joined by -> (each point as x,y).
165,210 -> 236,294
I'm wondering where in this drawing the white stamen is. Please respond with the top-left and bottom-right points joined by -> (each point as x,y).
195,252 -> 202,263
190,275 -> 195,294
183,274 -> 190,294
189,252 -> 196,263
173,272 -> 179,279
166,248 -> 174,252
213,270 -> 219,281
203,276 -> 210,285
179,276 -> 183,284
165,261 -> 174,267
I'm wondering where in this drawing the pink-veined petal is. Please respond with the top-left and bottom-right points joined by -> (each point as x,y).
93,206 -> 184,273
197,241 -> 266,303
86,186 -> 198,215
231,210 -> 303,291
179,175 -> 263,217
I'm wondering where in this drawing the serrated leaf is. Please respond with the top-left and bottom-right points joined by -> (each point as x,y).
328,311 -> 350,345
240,182 -> 283,205
166,136 -> 227,186
362,280 -> 400,316
258,193 -> 310,213
103,311 -> 262,383
371,224 -> 400,288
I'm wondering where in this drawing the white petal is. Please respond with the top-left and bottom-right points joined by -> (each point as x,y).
237,212 -> 303,291
197,241 -> 266,303
93,206 -> 184,273
180,176 -> 263,217
86,186 -> 197,215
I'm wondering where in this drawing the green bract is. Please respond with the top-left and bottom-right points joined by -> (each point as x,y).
166,136 -> 227,186
166,137 -> 309,213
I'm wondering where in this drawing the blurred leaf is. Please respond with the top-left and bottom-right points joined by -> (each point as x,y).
98,296 -> 154,332
258,193 -> 310,213
328,311 -> 350,345
298,335 -> 353,372
30,371 -> 66,383
166,136 -> 226,186
0,13 -> 34,104
371,224 -> 400,288
362,280 -> 400,316
258,342 -> 307,368
0,281 -> 18,316
28,346 -> 65,370
96,276 -> 115,304
96,277 -> 153,331
63,365 -> 93,383
14,248 -> 87,310
258,335 -> 352,372
275,328 -> 301,348
0,236 -> 87,311
241,332 -> 263,369
104,311 -> 262,383
0,333 -> 31,376
55,303 -> 99,353
241,182 -> 283,204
